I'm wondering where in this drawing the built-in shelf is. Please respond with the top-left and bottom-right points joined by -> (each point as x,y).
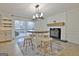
3,19 -> 12,21
2,18 -> 12,30
3,23 -> 12,25
0,17 -> 13,42
47,22 -> 65,26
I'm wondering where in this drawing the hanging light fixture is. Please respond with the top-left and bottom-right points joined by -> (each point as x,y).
32,4 -> 44,20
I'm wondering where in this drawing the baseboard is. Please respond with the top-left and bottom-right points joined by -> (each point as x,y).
60,40 -> 68,42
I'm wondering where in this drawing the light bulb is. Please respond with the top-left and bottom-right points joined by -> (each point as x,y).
36,14 -> 38,18
33,15 -> 35,19
40,12 -> 43,17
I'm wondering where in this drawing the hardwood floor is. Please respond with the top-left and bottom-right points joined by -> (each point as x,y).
0,40 -> 23,56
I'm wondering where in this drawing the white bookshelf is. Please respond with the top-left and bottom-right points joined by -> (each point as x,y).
0,17 -> 13,42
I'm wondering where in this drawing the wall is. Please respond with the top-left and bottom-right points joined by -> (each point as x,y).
66,8 -> 79,44
35,8 -> 79,44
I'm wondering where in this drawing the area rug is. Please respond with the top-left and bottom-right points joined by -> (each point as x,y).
16,37 -> 65,56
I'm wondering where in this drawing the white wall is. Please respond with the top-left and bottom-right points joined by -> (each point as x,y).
66,8 -> 79,44
35,8 -> 79,44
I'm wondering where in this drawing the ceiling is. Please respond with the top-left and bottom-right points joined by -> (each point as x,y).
0,3 -> 79,19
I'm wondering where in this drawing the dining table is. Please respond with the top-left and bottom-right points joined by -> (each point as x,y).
27,30 -> 49,33
27,30 -> 54,55
27,30 -> 49,40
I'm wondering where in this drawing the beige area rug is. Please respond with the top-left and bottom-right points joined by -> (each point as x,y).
16,37 -> 66,56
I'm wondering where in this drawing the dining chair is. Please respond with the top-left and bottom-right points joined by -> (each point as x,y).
37,39 -> 54,55
23,34 -> 34,51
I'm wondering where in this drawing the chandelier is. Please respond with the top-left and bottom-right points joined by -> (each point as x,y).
32,4 -> 44,20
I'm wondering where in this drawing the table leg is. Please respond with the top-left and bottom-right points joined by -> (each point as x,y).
23,39 -> 25,47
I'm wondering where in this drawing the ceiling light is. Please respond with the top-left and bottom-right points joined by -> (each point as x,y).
32,4 -> 44,20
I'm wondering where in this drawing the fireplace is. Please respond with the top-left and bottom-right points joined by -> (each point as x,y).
50,28 -> 61,40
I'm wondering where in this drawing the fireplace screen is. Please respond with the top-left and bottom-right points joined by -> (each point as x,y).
50,28 -> 61,39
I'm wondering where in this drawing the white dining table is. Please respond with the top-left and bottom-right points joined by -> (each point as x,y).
27,30 -> 54,54
27,30 -> 49,33
27,30 -> 49,40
